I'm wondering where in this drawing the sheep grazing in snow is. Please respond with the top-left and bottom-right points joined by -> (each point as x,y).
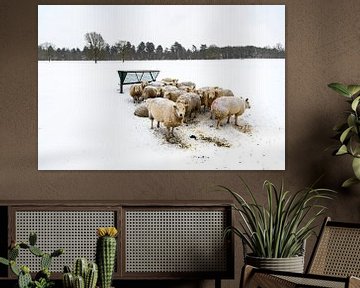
176,92 -> 201,122
178,85 -> 195,92
215,88 -> 234,97
150,81 -> 165,87
130,81 -> 148,103
211,97 -> 250,129
140,85 -> 161,101
177,81 -> 196,90
161,78 -> 178,86
147,98 -> 187,136
134,103 -> 149,117
197,87 -> 217,112
164,89 -> 184,102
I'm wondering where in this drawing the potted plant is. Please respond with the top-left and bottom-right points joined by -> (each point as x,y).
328,83 -> 360,187
221,179 -> 334,273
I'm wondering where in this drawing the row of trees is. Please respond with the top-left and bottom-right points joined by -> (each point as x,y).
38,32 -> 285,62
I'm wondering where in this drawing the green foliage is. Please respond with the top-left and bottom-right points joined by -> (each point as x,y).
329,83 -> 360,187
0,233 -> 63,288
221,178 -> 335,258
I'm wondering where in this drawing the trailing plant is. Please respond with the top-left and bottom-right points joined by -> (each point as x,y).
0,232 -> 63,288
328,83 -> 360,187
62,258 -> 98,288
96,227 -> 118,288
221,179 -> 335,258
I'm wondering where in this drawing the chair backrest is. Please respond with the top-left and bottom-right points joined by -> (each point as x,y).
307,217 -> 360,277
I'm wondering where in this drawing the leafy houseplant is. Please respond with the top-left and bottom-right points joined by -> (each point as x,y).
221,179 -> 334,272
0,232 -> 63,288
328,83 -> 360,187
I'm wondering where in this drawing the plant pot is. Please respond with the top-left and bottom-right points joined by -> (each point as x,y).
245,254 -> 304,273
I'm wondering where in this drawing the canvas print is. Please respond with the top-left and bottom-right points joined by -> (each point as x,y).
38,5 -> 285,170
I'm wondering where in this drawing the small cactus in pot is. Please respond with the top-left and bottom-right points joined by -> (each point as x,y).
96,227 -> 118,288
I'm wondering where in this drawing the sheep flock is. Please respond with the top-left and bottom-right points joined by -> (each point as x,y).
130,77 -> 251,143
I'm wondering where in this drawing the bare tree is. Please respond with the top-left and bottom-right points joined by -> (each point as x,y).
115,40 -> 127,62
84,32 -> 106,63
40,42 -> 55,62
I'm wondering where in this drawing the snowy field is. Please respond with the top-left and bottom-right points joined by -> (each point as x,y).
38,59 -> 285,170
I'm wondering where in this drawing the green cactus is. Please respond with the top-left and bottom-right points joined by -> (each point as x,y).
63,272 -> 74,288
9,246 -> 19,260
18,269 -> 32,288
74,258 -> 88,279
85,263 -> 98,288
0,233 -> 63,288
73,275 -> 85,288
96,235 -> 117,288
64,259 -> 98,288
41,253 -> 52,270
10,260 -> 21,276
29,245 -> 44,257
0,257 -> 9,266
29,232 -> 37,246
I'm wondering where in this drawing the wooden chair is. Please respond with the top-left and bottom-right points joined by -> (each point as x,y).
241,217 -> 360,288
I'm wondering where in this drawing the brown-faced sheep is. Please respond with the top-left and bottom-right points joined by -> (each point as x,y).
129,81 -> 148,103
176,92 -> 201,122
211,97 -> 250,129
147,98 -> 187,137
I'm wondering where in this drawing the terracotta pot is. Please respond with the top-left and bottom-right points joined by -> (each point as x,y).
245,254 -> 305,273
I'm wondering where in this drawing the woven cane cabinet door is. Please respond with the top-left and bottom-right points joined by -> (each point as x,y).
122,206 -> 233,279
9,206 -> 118,277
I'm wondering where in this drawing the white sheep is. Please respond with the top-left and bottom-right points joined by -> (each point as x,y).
215,88 -> 234,97
141,85 -> 161,101
176,92 -> 201,122
147,98 -> 187,136
177,81 -> 196,90
197,87 -> 217,112
134,103 -> 149,117
161,78 -> 178,86
164,88 -> 184,102
211,97 -> 250,129
129,81 -> 148,103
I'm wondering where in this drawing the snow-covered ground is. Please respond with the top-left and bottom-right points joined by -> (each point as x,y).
38,59 -> 284,170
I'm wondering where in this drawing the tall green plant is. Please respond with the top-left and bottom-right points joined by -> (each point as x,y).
328,83 -> 360,187
221,179 -> 334,258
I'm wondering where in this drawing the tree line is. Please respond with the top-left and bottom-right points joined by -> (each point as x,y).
38,32 -> 285,62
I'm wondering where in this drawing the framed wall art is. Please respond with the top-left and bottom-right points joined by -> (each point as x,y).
38,5 -> 285,170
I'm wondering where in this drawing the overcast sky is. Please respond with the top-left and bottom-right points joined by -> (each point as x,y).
38,5 -> 285,50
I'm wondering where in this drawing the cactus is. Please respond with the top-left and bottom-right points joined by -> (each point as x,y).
74,275 -> 85,288
29,232 -> 37,246
0,233 -> 64,288
74,258 -> 88,279
18,270 -> 32,288
85,263 -> 98,288
41,253 -> 52,270
63,272 -> 74,288
63,259 -> 98,288
96,227 -> 118,288
29,245 -> 44,257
